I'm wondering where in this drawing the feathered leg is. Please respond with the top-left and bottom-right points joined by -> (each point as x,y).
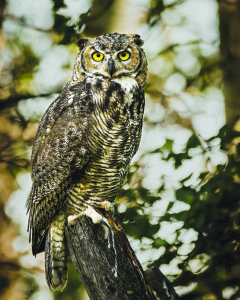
45,211 -> 68,291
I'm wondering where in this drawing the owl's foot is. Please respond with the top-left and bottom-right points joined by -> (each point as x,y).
98,200 -> 114,212
67,206 -> 110,237
98,201 -> 116,219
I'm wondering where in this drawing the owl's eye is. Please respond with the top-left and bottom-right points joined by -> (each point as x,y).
118,51 -> 130,61
92,52 -> 104,61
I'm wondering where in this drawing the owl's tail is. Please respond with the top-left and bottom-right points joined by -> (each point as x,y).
45,211 -> 68,291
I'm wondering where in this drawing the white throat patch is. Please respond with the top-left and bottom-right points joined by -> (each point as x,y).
113,77 -> 138,94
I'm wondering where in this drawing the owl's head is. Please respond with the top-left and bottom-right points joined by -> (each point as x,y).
73,33 -> 147,88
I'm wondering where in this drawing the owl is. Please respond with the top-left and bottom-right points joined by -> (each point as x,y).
27,32 -> 148,291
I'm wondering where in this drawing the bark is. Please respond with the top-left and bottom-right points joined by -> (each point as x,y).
65,214 -> 179,300
145,268 -> 180,300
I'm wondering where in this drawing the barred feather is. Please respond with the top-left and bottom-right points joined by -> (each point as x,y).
27,33 -> 147,291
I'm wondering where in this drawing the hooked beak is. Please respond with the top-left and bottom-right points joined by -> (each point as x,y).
108,59 -> 116,77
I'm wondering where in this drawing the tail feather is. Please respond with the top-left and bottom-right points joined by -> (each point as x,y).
45,212 -> 68,291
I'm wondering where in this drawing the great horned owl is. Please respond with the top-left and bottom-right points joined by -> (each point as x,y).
27,32 -> 148,291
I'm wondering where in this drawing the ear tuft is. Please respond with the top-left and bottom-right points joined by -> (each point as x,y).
131,34 -> 144,47
76,38 -> 90,50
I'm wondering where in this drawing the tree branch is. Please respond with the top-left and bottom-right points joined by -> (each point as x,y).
0,92 -> 59,111
145,267 -> 180,300
65,214 -> 179,300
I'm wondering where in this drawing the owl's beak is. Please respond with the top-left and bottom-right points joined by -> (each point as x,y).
108,59 -> 116,77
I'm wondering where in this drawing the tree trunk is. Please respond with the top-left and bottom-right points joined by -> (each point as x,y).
65,214 -> 179,300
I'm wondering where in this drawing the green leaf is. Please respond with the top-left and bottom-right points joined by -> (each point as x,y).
186,134 -> 201,150
176,187 -> 196,204
157,183 -> 165,193
162,139 -> 173,153
121,208 -> 160,239
166,201 -> 175,213
179,173 -> 193,184
152,237 -> 169,248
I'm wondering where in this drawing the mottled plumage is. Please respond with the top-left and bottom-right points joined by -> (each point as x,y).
27,32 -> 148,291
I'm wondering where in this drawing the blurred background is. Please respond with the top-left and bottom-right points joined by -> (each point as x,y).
1,0 -> 240,299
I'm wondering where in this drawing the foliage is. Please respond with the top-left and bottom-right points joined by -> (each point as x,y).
1,0 -> 239,299
118,125 -> 240,299
53,0 -> 114,44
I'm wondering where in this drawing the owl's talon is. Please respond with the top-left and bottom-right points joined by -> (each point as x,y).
99,218 -> 110,229
110,203 -> 115,216
106,203 -> 118,220
84,206 -> 110,238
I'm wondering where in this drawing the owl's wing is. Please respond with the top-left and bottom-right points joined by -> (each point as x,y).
27,81 -> 92,255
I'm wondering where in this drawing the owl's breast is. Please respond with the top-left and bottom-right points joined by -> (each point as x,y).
67,78 -> 144,209
87,77 -> 144,155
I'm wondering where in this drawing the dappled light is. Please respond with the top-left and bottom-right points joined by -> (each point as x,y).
1,0 -> 240,299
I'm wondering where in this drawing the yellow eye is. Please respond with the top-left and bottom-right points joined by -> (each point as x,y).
92,52 -> 104,61
118,51 -> 130,61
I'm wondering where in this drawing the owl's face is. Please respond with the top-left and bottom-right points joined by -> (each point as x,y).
74,33 -> 147,88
